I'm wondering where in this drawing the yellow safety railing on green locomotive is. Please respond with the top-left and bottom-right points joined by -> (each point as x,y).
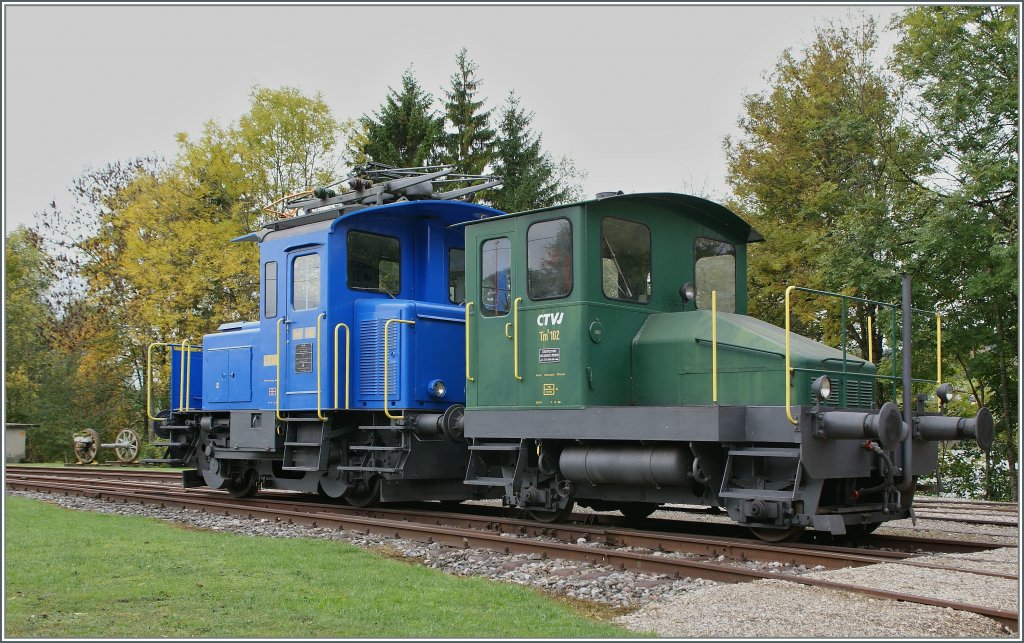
146,341 -> 202,421
784,285 -> 942,425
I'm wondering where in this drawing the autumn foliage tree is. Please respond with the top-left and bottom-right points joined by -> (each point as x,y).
891,6 -> 1019,498
724,19 -> 925,363
725,12 -> 1019,498
23,87 -> 341,458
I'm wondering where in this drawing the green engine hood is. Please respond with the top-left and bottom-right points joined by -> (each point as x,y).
631,311 -> 876,407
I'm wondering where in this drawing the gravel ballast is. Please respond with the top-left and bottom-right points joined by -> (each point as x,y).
6,489 -> 1018,638
615,579 -> 1012,638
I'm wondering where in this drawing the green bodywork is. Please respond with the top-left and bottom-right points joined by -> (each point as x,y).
464,193 -> 874,411
632,311 -> 875,407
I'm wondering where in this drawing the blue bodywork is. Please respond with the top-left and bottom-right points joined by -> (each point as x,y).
176,200 -> 502,415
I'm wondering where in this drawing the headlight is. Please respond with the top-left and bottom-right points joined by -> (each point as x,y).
428,379 -> 447,399
936,383 -> 954,404
812,375 -> 832,401
679,282 -> 697,303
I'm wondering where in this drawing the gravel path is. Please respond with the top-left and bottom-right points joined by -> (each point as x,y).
615,579 -> 1013,638
804,561 -> 1019,613
7,490 -> 1018,638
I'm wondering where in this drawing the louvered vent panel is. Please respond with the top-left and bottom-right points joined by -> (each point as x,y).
359,319 -> 399,398
812,379 -> 875,408
847,379 -> 875,408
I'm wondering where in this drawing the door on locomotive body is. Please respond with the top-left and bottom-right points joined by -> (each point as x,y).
469,224 -> 519,408
282,245 -> 325,410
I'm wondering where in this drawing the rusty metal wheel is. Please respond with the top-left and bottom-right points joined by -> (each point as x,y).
528,501 -> 575,523
73,428 -> 99,464
113,429 -> 140,463
343,476 -> 380,508
226,469 -> 260,499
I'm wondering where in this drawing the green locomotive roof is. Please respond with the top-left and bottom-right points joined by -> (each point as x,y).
458,192 -> 763,243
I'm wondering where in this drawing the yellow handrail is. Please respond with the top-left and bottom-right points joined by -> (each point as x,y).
146,342 -> 173,421
465,302 -> 475,383
275,318 -> 285,421
383,318 -> 416,420
867,315 -> 873,363
179,341 -> 188,411
712,290 -> 718,405
334,322 -> 351,410
316,313 -> 328,421
786,285 -> 941,423
513,297 -> 523,381
181,340 -> 200,412
785,285 -> 798,425
146,342 -> 200,420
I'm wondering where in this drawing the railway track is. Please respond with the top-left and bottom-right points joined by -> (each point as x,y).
5,466 -> 1019,630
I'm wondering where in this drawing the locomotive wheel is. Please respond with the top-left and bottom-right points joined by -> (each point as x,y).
749,526 -> 805,542
528,501 -> 575,523
344,476 -> 381,508
73,428 -> 100,465
318,476 -> 348,500
114,429 -> 140,463
226,469 -> 260,498
619,503 -> 659,521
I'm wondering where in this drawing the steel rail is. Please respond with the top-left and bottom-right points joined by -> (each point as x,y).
8,467 -> 1012,550
5,467 -> 181,482
910,512 -> 1018,527
7,473 -> 1016,573
27,479 -> 1018,579
8,476 -> 1017,631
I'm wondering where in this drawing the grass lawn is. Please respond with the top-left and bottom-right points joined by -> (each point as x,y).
4,496 -> 646,638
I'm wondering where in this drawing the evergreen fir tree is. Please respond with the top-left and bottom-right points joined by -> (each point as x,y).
441,49 -> 496,175
361,68 -> 442,167
489,92 -> 569,213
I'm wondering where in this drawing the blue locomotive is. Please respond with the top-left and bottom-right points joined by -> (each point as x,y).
149,164 -> 992,540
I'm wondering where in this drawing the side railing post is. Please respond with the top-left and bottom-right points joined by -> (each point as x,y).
334,322 -> 351,410
712,290 -> 718,405
383,318 -> 416,420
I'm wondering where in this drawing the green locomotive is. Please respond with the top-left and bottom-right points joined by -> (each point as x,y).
460,191 -> 992,540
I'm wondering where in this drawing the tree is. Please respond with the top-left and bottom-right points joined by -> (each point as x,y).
361,68 -> 443,167
724,19 -> 927,370
4,227 -> 53,423
441,49 -> 496,176
489,92 -> 573,213
30,87 -> 339,450
234,86 -> 341,228
891,6 -> 1019,499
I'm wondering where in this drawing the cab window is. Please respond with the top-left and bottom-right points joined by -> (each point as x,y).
527,218 -> 572,300
449,248 -> 465,304
264,261 -> 278,318
601,217 -> 651,303
348,231 -> 400,295
695,237 -> 736,313
292,254 -> 320,311
481,238 -> 511,316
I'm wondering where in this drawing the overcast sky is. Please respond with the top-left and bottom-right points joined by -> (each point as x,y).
3,3 -> 906,233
